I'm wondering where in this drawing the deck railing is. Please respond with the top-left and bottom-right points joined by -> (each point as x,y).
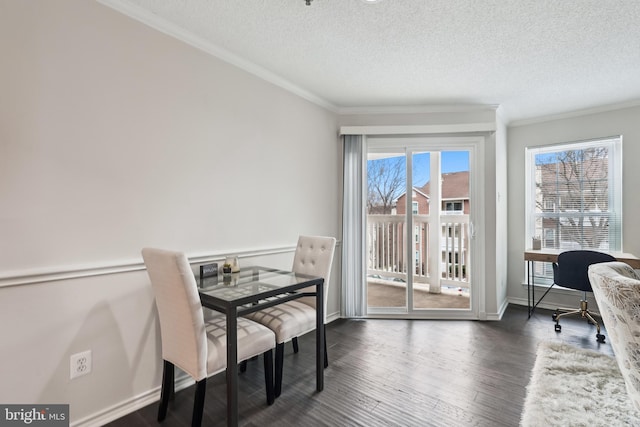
367,214 -> 470,286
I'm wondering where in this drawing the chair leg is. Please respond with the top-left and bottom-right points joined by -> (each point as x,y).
324,329 -> 329,369
553,307 -> 581,332
192,378 -> 207,427
274,332 -> 328,397
274,343 -> 284,398
584,311 -> 606,342
292,331 -> 327,365
554,308 -> 582,320
553,296 -> 606,342
158,360 -> 174,422
263,349 -> 275,405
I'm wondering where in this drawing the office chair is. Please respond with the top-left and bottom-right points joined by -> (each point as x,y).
551,250 -> 616,343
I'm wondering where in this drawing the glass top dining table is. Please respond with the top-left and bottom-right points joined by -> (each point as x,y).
196,266 -> 325,427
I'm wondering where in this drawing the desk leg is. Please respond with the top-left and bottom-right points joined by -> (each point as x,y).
528,260 -> 556,317
527,261 -> 532,318
531,262 -> 535,317
226,310 -> 238,427
316,280 -> 324,392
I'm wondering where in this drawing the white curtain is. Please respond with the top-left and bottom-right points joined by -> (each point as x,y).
341,134 -> 367,317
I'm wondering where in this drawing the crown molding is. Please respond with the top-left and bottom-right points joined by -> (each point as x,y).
96,0 -> 337,112
340,122 -> 496,136
510,99 -> 640,127
337,104 -> 500,116
495,105 -> 509,125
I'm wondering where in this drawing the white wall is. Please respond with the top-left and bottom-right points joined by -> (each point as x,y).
0,1 -> 340,424
506,105 -> 640,309
11,0 -> 635,423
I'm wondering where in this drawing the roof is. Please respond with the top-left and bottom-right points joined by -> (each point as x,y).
420,171 -> 469,200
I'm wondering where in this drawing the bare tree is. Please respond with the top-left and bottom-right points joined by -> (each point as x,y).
536,147 -> 609,248
367,157 -> 405,214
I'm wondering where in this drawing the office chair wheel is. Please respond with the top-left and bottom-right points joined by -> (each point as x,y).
555,323 -> 562,332
596,333 -> 606,343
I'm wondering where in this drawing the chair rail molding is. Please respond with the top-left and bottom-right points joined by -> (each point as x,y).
0,244 -> 316,288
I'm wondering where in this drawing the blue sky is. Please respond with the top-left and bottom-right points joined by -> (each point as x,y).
412,151 -> 469,187
367,150 -> 470,188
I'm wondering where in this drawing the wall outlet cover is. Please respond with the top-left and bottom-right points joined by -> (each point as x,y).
70,350 -> 92,379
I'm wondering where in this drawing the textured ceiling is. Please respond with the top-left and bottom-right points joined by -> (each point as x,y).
102,0 -> 640,123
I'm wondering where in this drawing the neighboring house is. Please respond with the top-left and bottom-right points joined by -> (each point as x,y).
370,171 -> 470,281
395,171 -> 470,215
535,156 -> 609,250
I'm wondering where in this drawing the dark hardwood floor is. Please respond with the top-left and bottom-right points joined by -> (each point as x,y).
106,304 -> 614,427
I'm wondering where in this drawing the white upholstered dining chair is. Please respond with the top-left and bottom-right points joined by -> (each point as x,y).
141,247 -> 276,426
245,235 -> 336,397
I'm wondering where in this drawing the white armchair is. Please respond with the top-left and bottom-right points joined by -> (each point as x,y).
588,261 -> 640,412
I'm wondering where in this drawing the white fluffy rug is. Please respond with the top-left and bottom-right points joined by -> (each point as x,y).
521,341 -> 640,426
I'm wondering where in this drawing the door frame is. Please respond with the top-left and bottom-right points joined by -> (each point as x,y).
366,135 -> 485,320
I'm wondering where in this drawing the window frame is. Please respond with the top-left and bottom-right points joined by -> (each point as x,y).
525,136 -> 623,257
444,200 -> 463,213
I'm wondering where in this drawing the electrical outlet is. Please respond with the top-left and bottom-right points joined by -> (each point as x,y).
70,350 -> 92,379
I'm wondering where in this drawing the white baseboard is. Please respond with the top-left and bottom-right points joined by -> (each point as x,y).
71,375 -> 194,427
484,298 -> 509,320
508,296 -> 559,311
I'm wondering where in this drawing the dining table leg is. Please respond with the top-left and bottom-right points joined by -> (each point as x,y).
226,309 -> 238,427
316,280 -> 324,392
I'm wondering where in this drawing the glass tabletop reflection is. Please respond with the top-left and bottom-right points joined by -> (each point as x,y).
196,266 -> 318,303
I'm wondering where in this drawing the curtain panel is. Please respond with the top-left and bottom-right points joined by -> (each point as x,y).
341,135 -> 367,317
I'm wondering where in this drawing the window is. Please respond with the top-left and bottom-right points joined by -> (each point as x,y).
543,228 -> 555,247
412,201 -> 419,214
444,201 -> 463,212
543,199 -> 555,211
526,136 -> 622,255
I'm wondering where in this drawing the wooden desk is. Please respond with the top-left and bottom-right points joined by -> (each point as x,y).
524,249 -> 640,269
524,249 -> 640,317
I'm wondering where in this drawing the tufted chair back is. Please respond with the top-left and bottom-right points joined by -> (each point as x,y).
291,235 -> 336,321
142,247 -> 208,381
589,261 -> 640,412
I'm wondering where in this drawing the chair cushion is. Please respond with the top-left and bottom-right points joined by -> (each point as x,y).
588,261 -> 640,412
204,314 -> 276,376
245,301 -> 316,344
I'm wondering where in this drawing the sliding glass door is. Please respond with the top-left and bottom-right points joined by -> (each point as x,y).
366,138 -> 477,317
